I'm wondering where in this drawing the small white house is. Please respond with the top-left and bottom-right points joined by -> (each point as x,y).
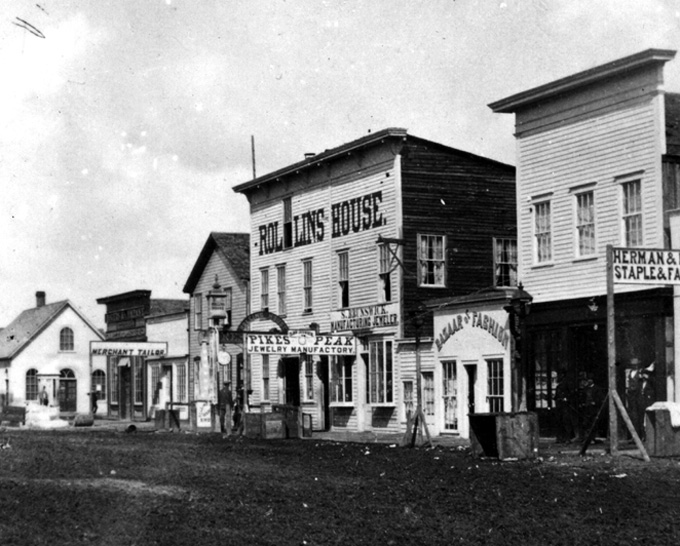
0,292 -> 105,415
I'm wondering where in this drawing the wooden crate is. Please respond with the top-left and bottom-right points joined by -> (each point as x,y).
0,406 -> 26,427
645,409 -> 680,457
469,412 -> 539,460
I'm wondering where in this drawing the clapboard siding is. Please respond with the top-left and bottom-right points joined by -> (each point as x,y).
401,142 -> 516,338
517,88 -> 666,303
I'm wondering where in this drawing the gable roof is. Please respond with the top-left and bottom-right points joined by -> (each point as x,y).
0,300 -> 104,360
183,232 -> 250,294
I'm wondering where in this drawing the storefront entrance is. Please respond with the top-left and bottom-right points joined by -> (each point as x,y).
283,357 -> 300,406
58,369 -> 77,413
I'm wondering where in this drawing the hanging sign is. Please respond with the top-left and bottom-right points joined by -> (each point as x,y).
612,247 -> 680,284
246,334 -> 356,355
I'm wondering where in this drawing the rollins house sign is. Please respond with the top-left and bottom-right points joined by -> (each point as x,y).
613,248 -> 680,284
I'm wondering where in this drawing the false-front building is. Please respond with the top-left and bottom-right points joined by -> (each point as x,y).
233,128 -> 516,438
490,48 -> 680,439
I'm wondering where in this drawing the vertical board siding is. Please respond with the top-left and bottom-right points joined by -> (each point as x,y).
518,96 -> 664,303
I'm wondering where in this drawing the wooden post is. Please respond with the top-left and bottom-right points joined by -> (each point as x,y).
402,318 -> 431,447
606,245 -> 618,455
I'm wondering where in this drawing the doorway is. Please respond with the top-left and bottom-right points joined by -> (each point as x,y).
422,372 -> 436,429
58,369 -> 77,413
464,364 -> 477,415
442,361 -> 458,431
282,357 -> 301,406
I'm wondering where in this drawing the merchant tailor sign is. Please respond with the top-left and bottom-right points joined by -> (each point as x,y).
246,333 -> 356,355
90,341 -> 168,357
612,247 -> 680,284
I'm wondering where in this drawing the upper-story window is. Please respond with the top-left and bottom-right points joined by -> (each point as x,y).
193,294 -> 202,330
338,251 -> 349,308
576,191 -> 596,257
277,265 -> 286,315
622,180 -> 642,247
493,238 -> 517,287
224,287 -> 233,326
283,197 -> 293,249
534,201 -> 552,263
378,244 -> 392,302
303,259 -> 313,313
260,268 -> 270,311
418,234 -> 446,287
59,327 -> 74,351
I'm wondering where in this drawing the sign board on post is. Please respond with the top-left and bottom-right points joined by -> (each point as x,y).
612,248 -> 680,285
246,334 -> 356,355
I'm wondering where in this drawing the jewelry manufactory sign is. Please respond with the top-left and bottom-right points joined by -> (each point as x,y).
613,248 -> 680,284
246,333 -> 356,355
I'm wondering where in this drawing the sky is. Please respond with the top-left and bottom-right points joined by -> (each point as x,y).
1,0 -> 679,328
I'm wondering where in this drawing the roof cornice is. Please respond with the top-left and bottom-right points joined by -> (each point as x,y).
489,48 -> 677,114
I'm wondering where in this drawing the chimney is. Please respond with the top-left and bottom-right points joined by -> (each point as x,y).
36,291 -> 46,308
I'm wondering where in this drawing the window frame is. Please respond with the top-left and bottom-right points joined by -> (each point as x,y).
92,369 -> 106,401
621,179 -> 643,248
224,287 -> 233,327
493,237 -> 517,287
283,197 -> 293,249
486,358 -> 504,413
338,250 -> 350,309
330,356 -> 353,405
302,259 -> 313,313
367,339 -> 394,405
59,327 -> 74,352
193,293 -> 202,331
417,234 -> 446,288
277,264 -> 286,316
378,244 -> 393,303
574,190 -> 596,258
26,368 -> 39,401
303,355 -> 314,402
533,199 -> 553,265
260,267 -> 270,312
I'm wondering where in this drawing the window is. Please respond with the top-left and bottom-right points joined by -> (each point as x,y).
368,340 -> 393,404
150,365 -> 161,404
176,363 -> 187,403
338,251 -> 349,308
622,180 -> 642,247
110,360 -> 119,404
283,197 -> 293,249
576,191 -> 596,257
303,259 -> 313,313
487,358 -> 504,413
534,201 -> 552,263
193,293 -> 202,330
224,287 -> 233,326
403,381 -> 414,417
379,244 -> 392,302
260,268 -> 269,311
494,238 -> 517,287
92,370 -> 106,400
26,369 -> 38,401
134,358 -> 143,404
303,356 -> 314,401
59,327 -> 74,351
331,356 -> 353,403
422,372 -> 435,416
442,361 -> 458,431
277,265 -> 286,315
418,234 -> 446,287
262,355 -> 270,402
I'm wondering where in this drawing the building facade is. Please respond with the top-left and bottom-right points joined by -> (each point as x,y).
233,128 -> 516,438
490,49 -> 680,439
0,291 -> 105,415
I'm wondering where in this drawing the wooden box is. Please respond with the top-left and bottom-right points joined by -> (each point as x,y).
645,409 -> 680,457
469,412 -> 539,460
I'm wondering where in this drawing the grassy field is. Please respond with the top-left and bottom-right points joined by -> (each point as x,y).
0,428 -> 679,545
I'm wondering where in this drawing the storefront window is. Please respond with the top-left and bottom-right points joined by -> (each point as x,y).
403,381 -> 414,417
442,361 -> 458,431
368,340 -> 393,404
303,356 -> 314,401
331,356 -> 353,403
110,359 -> 119,404
92,370 -> 106,401
176,363 -> 187,403
134,358 -> 143,404
487,358 -> 504,413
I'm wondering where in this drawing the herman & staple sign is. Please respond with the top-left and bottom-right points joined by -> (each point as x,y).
612,248 -> 680,284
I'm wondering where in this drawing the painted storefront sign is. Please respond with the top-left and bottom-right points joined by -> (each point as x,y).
90,341 -> 168,357
613,247 -> 680,284
246,334 -> 356,355
329,302 -> 399,332
435,310 -> 510,352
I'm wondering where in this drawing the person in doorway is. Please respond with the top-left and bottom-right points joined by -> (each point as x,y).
39,386 -> 49,406
217,382 -> 233,434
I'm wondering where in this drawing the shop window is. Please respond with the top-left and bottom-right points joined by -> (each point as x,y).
260,268 -> 269,311
487,358 -> 504,413
303,356 -> 314,401
338,251 -> 349,308
331,356 -> 353,403
442,361 -> 458,431
262,355 -> 270,402
368,340 -> 393,404
418,234 -> 446,287
303,259 -> 313,313
493,238 -> 517,287
277,265 -> 286,315
534,200 -> 552,263
194,293 -> 202,330
283,197 -> 293,249
575,191 -> 596,257
110,360 -> 119,404
403,381 -> 414,417
150,365 -> 161,405
92,369 -> 106,401
26,368 -> 38,401
422,372 -> 435,416
176,363 -> 187,403
378,244 -> 392,302
622,180 -> 642,247
134,358 -> 143,404
59,327 -> 74,351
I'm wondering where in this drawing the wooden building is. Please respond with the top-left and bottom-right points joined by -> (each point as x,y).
96,290 -> 188,421
490,49 -> 680,439
233,128 -> 516,438
0,291 -> 105,416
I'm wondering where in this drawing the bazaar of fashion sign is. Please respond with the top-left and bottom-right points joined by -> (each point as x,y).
435,311 -> 510,352
246,334 -> 356,355
612,248 -> 680,284
329,303 -> 399,332
90,341 -> 168,357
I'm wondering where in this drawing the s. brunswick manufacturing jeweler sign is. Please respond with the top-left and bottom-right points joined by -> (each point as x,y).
329,302 -> 399,332
613,247 -> 680,284
246,333 -> 356,355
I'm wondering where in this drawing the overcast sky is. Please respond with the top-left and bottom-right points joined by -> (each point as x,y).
1,0 -> 679,328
